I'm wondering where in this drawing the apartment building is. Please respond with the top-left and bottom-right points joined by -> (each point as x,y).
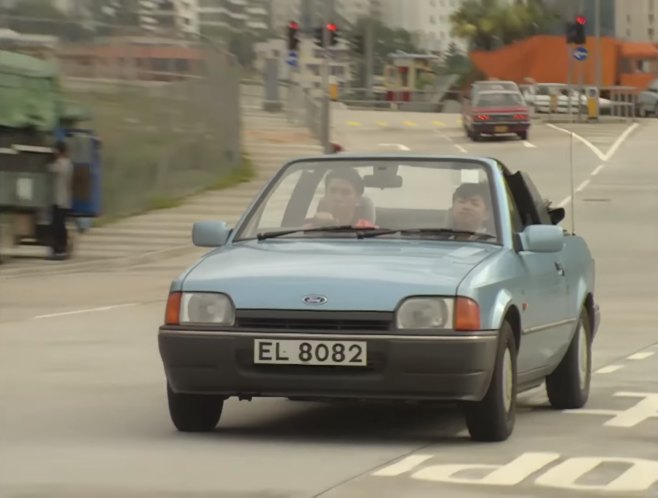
615,0 -> 658,42
379,0 -> 467,53
197,0 -> 269,35
270,0 -> 376,32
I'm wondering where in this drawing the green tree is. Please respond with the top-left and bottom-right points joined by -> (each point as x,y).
450,0 -> 558,51
348,18 -> 422,87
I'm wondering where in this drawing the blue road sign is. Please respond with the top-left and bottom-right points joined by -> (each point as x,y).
573,46 -> 588,61
286,50 -> 299,67
287,50 -> 298,67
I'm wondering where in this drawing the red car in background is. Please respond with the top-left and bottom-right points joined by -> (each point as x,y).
463,90 -> 531,141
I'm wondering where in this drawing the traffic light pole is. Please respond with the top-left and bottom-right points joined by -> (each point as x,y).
320,3 -> 332,153
595,0 -> 602,91
365,2 -> 374,97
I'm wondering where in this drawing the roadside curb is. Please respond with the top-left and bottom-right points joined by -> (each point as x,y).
0,243 -> 196,280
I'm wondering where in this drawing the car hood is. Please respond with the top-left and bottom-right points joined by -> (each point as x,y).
182,240 -> 499,311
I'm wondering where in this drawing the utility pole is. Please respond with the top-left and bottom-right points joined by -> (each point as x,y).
595,0 -> 602,90
320,0 -> 333,153
365,0 -> 375,97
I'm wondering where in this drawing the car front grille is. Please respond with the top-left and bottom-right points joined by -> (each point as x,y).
235,310 -> 393,332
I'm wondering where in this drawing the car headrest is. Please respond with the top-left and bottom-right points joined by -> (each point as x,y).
317,196 -> 376,222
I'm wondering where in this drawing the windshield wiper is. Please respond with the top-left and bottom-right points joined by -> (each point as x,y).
360,227 -> 496,240
257,225 -> 385,241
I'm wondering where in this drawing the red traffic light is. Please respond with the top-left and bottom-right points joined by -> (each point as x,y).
289,21 -> 299,29
326,23 -> 337,32
576,16 -> 586,25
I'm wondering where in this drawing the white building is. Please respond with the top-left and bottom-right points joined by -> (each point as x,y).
615,0 -> 658,42
254,36 -> 354,91
269,0 -> 376,32
197,0 -> 270,35
379,0 -> 467,54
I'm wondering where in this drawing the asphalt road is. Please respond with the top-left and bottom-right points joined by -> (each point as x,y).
1,115 -> 657,498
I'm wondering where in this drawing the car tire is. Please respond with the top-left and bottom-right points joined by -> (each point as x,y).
462,321 -> 517,442
518,131 -> 528,140
166,383 -> 224,432
545,308 -> 592,409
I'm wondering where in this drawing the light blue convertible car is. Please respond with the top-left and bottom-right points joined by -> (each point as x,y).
158,154 -> 600,442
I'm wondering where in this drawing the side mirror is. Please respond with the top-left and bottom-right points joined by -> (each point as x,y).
521,225 -> 564,253
192,221 -> 231,247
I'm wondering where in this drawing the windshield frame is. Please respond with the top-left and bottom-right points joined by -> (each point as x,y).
230,155 -> 506,245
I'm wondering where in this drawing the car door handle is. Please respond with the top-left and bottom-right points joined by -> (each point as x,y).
555,262 -> 565,276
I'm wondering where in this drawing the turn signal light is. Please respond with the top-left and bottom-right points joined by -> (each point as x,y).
165,291 -> 182,325
454,297 -> 481,331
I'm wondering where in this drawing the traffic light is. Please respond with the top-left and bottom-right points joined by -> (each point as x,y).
574,16 -> 586,44
313,23 -> 339,47
566,16 -> 586,44
351,34 -> 365,55
287,20 -> 300,51
327,23 -> 338,46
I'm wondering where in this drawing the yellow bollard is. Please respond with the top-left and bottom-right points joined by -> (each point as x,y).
329,82 -> 338,101
587,88 -> 599,120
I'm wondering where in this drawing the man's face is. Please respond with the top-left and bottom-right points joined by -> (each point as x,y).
326,177 -> 360,221
452,194 -> 489,231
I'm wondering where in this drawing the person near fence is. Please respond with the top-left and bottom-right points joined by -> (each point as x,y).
48,141 -> 74,260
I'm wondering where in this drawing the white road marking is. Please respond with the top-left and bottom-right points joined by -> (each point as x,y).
372,454 -> 434,477
378,143 -> 410,151
556,162 -> 609,208
591,164 -> 605,176
546,122 -> 639,162
628,351 -> 655,360
535,457 -> 658,492
523,140 -> 536,148
32,303 -> 139,320
435,130 -> 468,154
411,453 -> 562,486
563,392 -> 658,427
595,365 -> 623,374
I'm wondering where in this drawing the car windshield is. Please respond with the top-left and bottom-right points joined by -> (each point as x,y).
475,92 -> 523,107
233,158 -> 501,243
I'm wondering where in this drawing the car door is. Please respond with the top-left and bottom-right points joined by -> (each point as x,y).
503,175 -> 569,373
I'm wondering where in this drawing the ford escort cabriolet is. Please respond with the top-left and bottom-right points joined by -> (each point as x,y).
158,154 -> 600,442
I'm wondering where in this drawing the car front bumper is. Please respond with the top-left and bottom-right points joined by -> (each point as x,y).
158,328 -> 499,402
473,122 -> 530,134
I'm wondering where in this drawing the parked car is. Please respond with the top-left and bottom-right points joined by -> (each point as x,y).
463,90 -> 531,141
158,154 -> 600,442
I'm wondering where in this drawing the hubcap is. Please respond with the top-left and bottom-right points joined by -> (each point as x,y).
502,348 -> 513,413
578,320 -> 589,391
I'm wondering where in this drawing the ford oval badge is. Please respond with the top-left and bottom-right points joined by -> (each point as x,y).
303,294 -> 328,305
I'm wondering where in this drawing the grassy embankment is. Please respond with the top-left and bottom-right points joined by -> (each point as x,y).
64,85 -> 254,226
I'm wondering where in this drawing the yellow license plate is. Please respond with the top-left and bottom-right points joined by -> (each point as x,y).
494,125 -> 508,133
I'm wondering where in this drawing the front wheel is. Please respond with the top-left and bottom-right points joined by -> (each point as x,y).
545,308 -> 592,409
167,383 -> 224,432
462,321 -> 517,442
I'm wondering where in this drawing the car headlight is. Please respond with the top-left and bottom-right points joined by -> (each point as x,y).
180,292 -> 235,325
396,297 -> 453,329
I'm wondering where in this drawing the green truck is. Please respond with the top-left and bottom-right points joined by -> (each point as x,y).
0,50 -> 101,263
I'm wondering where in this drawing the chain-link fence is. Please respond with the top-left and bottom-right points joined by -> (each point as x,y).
0,15 -> 242,218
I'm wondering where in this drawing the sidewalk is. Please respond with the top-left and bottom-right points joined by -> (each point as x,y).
0,102 -> 324,279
